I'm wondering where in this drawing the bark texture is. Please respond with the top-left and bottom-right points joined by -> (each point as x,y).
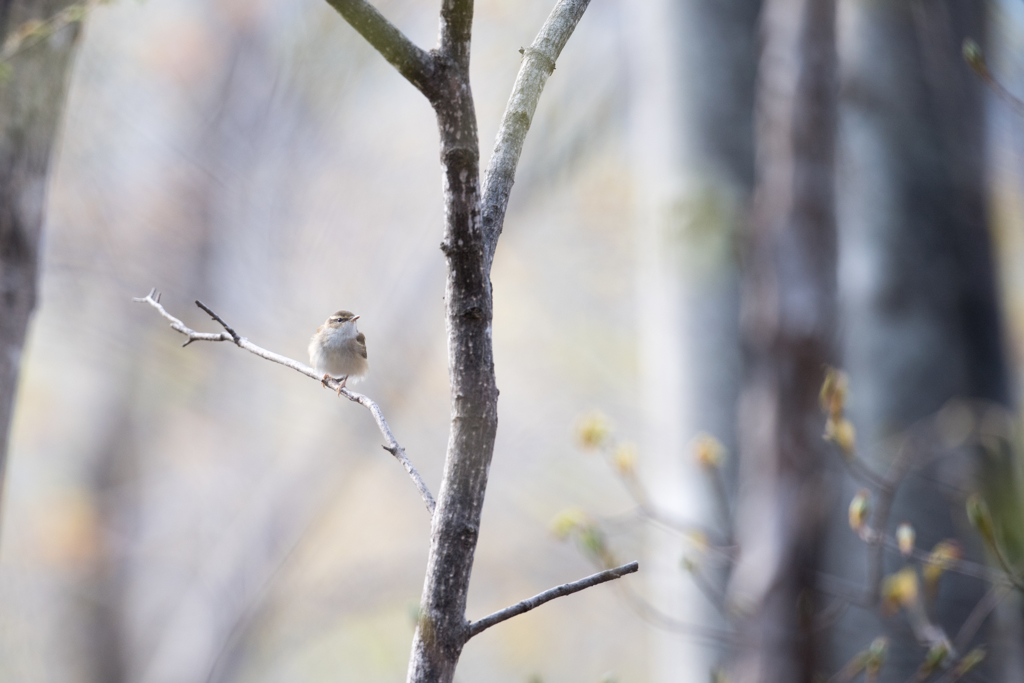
409,3 -> 494,679
728,0 -> 837,679
0,0 -> 82,511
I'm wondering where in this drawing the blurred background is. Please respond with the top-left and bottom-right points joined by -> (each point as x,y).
3,0 -> 1024,681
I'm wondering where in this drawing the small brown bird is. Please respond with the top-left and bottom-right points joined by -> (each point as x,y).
308,310 -> 368,394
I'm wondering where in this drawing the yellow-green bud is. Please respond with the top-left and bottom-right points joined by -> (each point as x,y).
849,489 -> 871,534
692,433 -> 725,470
954,648 -> 986,677
612,442 -> 637,475
963,38 -> 985,72
923,540 -> 962,597
919,640 -> 950,675
550,508 -> 587,540
866,637 -> 889,676
824,417 -> 857,457
966,493 -> 996,547
576,411 -> 611,450
819,368 -> 849,418
881,568 -> 919,616
897,522 -> 915,557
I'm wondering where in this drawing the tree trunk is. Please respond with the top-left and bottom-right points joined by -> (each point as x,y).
829,0 -> 1010,678
728,0 -> 837,679
405,5 -> 498,678
628,0 -> 759,678
0,0 -> 83,517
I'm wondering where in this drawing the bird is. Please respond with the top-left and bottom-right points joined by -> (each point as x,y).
308,310 -> 368,395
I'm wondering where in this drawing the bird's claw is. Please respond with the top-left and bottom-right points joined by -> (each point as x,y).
335,375 -> 348,396
321,374 -> 331,388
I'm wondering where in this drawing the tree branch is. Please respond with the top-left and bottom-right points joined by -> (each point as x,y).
133,289 -> 436,515
954,584 -> 1007,652
865,441 -> 918,603
465,561 -> 638,639
481,0 -> 592,268
324,0 -> 439,99
439,0 -> 473,67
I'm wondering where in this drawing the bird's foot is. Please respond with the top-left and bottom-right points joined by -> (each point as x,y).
320,374 -> 331,388
335,375 -> 349,396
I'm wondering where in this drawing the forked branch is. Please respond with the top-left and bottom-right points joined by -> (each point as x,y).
465,561 -> 639,639
134,289 -> 436,514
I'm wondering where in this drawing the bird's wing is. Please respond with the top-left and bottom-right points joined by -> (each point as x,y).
355,332 -> 367,359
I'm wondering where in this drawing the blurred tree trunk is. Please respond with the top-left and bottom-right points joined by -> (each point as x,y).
829,0 -> 1013,678
727,0 -> 836,679
0,0 -> 82,511
629,0 -> 758,678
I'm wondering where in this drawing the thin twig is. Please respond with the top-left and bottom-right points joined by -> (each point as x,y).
606,572 -> 738,646
964,40 -> 1024,118
858,529 -> 1006,585
609,462 -> 735,556
954,585 -> 1007,652
987,541 -> 1024,593
465,561 -> 639,639
827,650 -> 868,683
833,444 -> 888,490
686,561 -> 730,617
134,289 -> 436,514
707,466 -> 734,539
195,300 -> 241,343
812,596 -> 851,632
866,441 -> 919,603
931,651 -> 992,683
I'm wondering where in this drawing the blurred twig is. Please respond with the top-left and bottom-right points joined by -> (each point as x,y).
865,441 -> 918,603
618,579 -> 738,646
954,585 -> 1007,653
0,0 -> 98,70
134,289 -> 436,514
963,39 -> 1024,118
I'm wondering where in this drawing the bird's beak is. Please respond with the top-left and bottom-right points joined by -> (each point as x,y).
351,315 -> 360,321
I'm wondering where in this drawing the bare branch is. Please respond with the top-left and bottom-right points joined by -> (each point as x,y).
133,289 -> 235,347
954,584 -> 1008,652
830,442 -> 888,490
617,579 -> 738,646
964,39 -> 1024,118
196,299 -> 241,343
465,561 -> 639,639
324,0 -> 439,99
481,0 -> 592,267
869,531 -> 1005,585
986,537 -> 1024,593
134,290 -> 436,514
865,440 -> 919,602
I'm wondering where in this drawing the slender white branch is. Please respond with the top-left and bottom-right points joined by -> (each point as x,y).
481,0 -> 592,268
134,289 -> 436,515
465,561 -> 638,639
